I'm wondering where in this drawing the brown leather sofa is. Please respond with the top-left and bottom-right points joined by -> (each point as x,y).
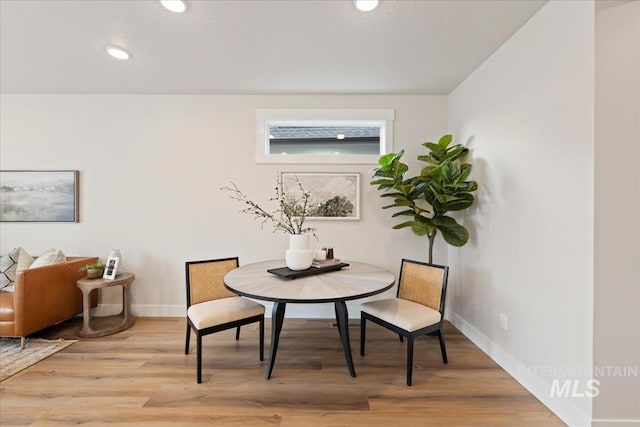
0,256 -> 98,346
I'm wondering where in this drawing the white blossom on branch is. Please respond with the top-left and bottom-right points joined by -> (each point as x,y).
221,175 -> 317,237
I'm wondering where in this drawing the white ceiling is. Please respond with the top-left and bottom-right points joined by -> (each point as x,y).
0,0 -> 547,95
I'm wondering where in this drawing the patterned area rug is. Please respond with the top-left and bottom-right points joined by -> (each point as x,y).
0,338 -> 76,381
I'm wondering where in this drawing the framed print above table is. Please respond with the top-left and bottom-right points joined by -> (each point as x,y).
281,172 -> 359,220
0,170 -> 79,223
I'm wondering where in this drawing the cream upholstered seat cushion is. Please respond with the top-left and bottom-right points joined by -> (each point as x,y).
187,296 -> 264,330
361,298 -> 442,332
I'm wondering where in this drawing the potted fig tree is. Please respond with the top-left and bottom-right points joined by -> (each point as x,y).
371,134 -> 478,263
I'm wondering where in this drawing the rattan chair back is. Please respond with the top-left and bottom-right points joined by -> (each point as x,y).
397,259 -> 447,313
186,258 -> 238,307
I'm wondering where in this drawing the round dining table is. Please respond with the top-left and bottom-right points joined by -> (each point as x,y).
224,260 -> 395,379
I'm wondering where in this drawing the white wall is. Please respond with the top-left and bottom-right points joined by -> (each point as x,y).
448,1 -> 594,426
594,1 -> 640,424
0,94 -> 448,318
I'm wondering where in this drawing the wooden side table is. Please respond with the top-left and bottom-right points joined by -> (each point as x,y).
76,272 -> 136,338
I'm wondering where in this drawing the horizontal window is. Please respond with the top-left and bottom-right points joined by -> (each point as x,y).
256,109 -> 394,164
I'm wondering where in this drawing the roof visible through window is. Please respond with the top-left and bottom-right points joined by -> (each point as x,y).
269,126 -> 380,155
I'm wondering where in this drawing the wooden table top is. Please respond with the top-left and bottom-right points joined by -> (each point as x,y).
76,272 -> 135,291
224,260 -> 395,303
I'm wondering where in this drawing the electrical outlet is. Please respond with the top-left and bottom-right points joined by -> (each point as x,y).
500,313 -> 508,331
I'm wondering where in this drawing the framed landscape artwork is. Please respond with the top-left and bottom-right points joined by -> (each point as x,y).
0,170 -> 79,222
281,172 -> 360,220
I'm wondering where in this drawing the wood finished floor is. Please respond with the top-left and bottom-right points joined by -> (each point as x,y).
0,317 -> 564,426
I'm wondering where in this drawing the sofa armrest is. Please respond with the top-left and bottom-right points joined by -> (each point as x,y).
13,256 -> 98,337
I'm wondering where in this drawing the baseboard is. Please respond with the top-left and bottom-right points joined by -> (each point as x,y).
93,304 -> 185,317
591,420 -> 640,426
449,312 -> 592,427
96,301 -> 364,319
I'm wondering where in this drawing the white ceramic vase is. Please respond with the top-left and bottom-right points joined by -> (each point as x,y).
285,234 -> 313,270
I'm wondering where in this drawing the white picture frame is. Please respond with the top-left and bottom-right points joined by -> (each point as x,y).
103,256 -> 120,280
281,172 -> 360,221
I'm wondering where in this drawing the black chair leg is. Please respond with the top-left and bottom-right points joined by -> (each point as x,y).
196,333 -> 202,384
259,317 -> 265,361
407,335 -> 414,386
185,321 -> 191,354
236,326 -> 241,340
360,315 -> 366,356
438,329 -> 448,364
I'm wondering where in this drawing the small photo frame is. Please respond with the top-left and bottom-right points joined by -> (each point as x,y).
103,256 -> 120,280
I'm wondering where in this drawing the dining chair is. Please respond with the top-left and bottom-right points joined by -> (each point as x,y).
360,259 -> 449,386
185,257 -> 265,383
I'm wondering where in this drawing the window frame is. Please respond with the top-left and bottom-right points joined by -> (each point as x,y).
255,109 -> 394,164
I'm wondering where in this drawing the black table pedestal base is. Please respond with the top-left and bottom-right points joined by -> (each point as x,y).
264,301 -> 356,379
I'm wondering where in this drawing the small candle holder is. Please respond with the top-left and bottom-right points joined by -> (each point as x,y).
323,247 -> 334,260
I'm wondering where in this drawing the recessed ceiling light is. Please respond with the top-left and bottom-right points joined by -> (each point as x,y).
354,0 -> 379,12
105,45 -> 130,60
160,0 -> 186,13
